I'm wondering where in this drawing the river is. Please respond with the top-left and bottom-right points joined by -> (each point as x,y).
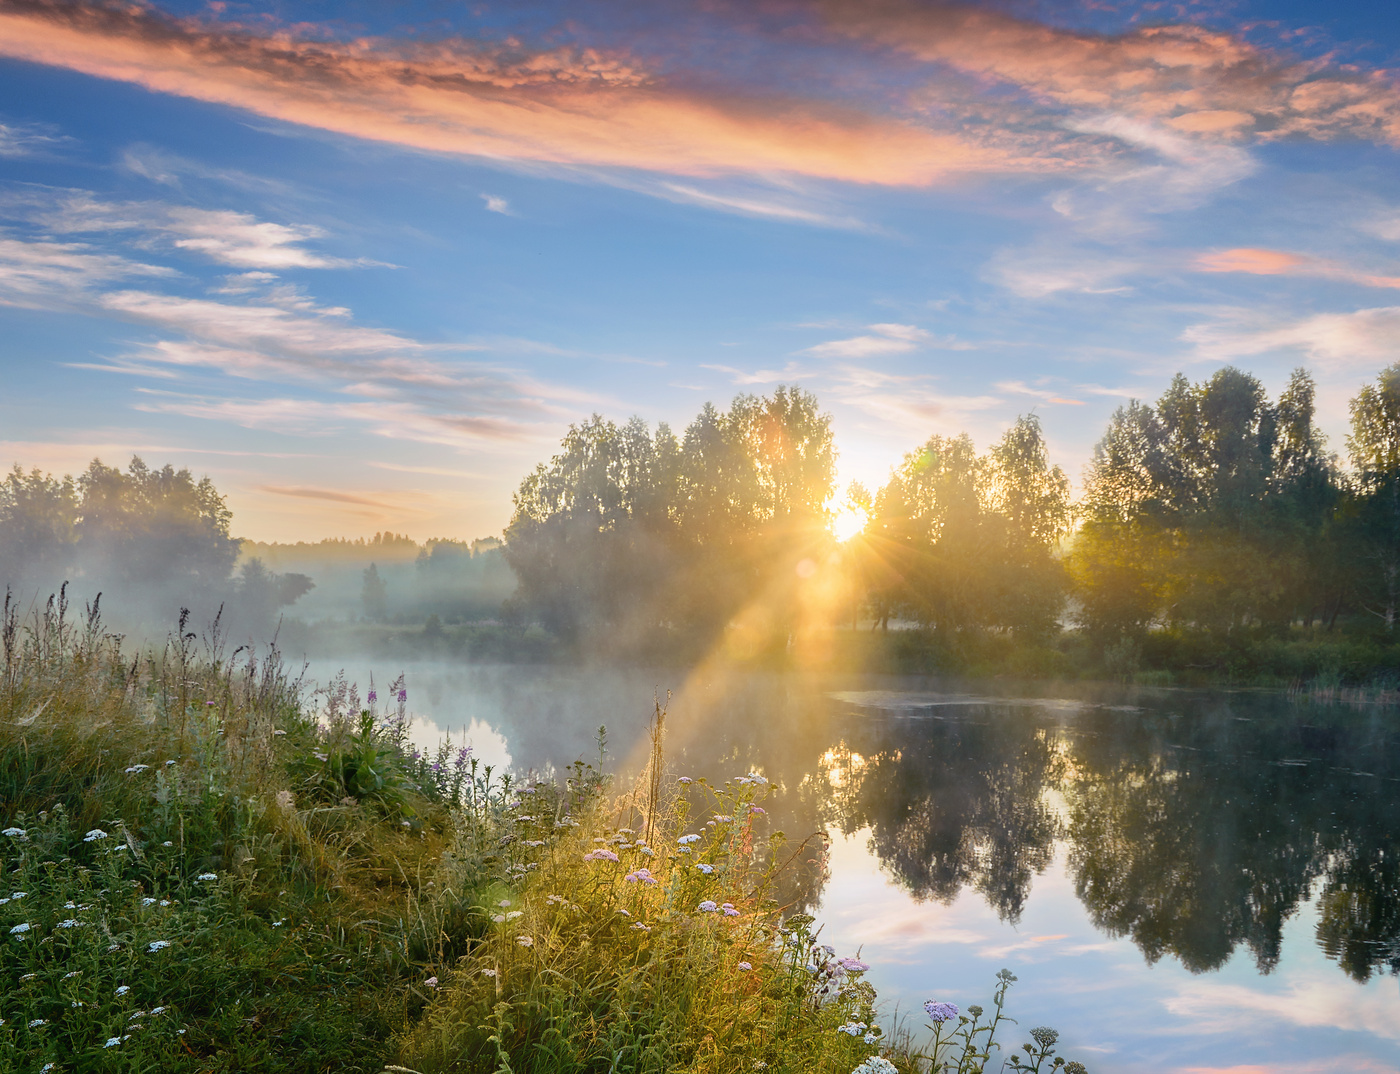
304,660 -> 1400,1073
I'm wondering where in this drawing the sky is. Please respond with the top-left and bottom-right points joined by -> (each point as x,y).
2,0 -> 1400,542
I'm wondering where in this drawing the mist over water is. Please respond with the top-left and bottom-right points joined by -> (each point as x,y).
305,659 -> 1400,1072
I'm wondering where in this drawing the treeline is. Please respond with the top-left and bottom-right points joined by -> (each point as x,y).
504,386 -> 835,651
506,365 -> 1400,678
0,457 -> 311,633
0,461 -> 511,638
245,534 -> 511,624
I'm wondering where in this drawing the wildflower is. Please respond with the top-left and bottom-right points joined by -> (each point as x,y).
583,849 -> 620,863
2,826 -> 26,838
750,806 -> 766,815
124,764 -> 150,774
9,922 -> 32,934
630,921 -> 652,932
482,968 -> 497,977
367,690 -> 377,703
923,1001 -> 958,1024
616,908 -> 631,917
397,689 -> 408,703
678,833 -> 701,845
852,1059 -> 898,1074
20,972 -> 37,981
40,1065 -> 55,1073
161,841 -> 173,847
746,772 -> 768,785
713,814 -> 733,823
1031,1027 -> 1059,1048
84,829 -> 109,842
638,845 -> 655,856
516,815 -> 536,822
129,1010 -> 145,1019
164,760 -> 176,767
677,776 -> 693,784
62,970 -> 79,979
838,1021 -> 868,1036
273,728 -> 286,736
722,903 -> 740,917
507,910 -> 523,920
151,1006 -> 168,1015
523,839 -> 545,847
424,976 -> 439,988
115,985 -> 130,996
737,961 -> 753,971
864,1033 -> 879,1045
516,935 -> 533,947
104,1036 -> 124,1047
677,846 -> 692,854
196,872 -> 218,881
29,1018 -> 48,1028
8,891 -> 25,900
837,957 -> 870,972
272,919 -> 285,927
698,900 -> 719,913
147,940 -> 171,952
71,1000 -> 84,1007
696,863 -> 715,875
625,868 -> 658,885
159,899 -> 170,906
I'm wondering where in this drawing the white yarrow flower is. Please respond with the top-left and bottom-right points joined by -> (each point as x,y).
83,829 -> 109,842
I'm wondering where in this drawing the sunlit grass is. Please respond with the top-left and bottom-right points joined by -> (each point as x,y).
0,590 -> 1088,1074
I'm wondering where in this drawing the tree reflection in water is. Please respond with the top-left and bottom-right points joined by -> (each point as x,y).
817,692 -> 1400,982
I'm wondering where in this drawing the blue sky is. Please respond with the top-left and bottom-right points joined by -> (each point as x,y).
2,0 -> 1400,541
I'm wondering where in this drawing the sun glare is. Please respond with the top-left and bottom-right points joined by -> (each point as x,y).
830,506 -> 869,543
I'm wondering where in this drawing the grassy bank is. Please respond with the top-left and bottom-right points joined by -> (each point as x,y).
1,593 -> 1088,1073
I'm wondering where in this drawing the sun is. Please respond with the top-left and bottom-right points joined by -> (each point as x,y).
830,505 -> 869,543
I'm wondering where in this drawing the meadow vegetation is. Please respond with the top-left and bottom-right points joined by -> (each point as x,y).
0,592 -> 1087,1074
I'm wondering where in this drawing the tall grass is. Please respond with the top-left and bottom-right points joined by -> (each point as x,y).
1,589 -> 1087,1074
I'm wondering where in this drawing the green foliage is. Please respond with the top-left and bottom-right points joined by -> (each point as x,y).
860,416 -> 1070,641
505,386 -> 836,652
1,594 -> 1078,1073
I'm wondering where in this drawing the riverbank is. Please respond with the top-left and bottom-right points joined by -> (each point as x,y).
0,604 -> 1085,1074
279,615 -> 1400,694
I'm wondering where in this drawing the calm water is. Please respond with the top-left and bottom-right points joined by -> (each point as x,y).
307,660 -> 1400,1073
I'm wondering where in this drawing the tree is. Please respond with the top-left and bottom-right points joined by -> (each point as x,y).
361,563 -> 388,621
1346,363 -> 1400,630
0,466 -> 79,591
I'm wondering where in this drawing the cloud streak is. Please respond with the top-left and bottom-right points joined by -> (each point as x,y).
815,0 -> 1400,147
0,0 -> 1007,186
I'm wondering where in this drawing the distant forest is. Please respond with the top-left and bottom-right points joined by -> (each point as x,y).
4,363 -> 1400,681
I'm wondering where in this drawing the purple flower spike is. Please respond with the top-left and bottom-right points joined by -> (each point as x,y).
397,689 -> 408,703
367,691 -> 377,703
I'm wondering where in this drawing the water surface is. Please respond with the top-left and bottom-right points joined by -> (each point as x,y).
307,661 -> 1400,1073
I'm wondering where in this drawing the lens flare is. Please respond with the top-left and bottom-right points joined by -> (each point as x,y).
830,506 -> 868,543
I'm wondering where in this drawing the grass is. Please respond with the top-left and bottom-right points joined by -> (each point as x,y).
1,588 -> 1088,1074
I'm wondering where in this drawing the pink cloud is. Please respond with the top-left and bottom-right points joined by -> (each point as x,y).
815,0 -> 1400,147
0,0 -> 1006,186
1194,248 -> 1400,289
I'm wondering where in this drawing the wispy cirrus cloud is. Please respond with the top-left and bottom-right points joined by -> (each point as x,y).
19,191 -> 373,270
1183,305 -> 1400,369
801,322 -> 970,358
0,119 -> 71,157
0,236 -> 174,306
815,0 -> 1400,147
0,0 -> 1010,187
1196,247 -> 1400,290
